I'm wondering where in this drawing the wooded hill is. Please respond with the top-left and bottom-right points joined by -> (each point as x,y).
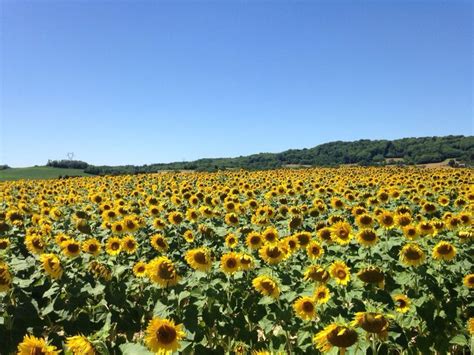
63,135 -> 472,174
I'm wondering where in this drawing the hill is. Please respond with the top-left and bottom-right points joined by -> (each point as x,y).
0,166 -> 91,181
84,135 -> 473,174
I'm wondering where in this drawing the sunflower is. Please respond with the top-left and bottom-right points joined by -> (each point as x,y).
168,211 -> 184,225
314,285 -> 330,304
0,238 -> 10,250
220,252 -> 240,274
151,234 -> 169,252
17,335 -> 59,355
82,238 -> 101,256
183,230 -> 195,243
330,221 -> 352,245
293,296 -> 317,320
402,224 -> 419,240
145,317 -> 186,352
61,239 -> 81,258
468,317 -> 474,335
89,261 -> 112,281
432,241 -> 456,261
0,262 -> 12,292
186,208 -> 199,221
463,274 -> 474,288
317,227 -> 333,243
329,261 -> 350,286
106,237 -> 122,256
352,312 -> 388,334
133,261 -> 148,277
262,227 -> 279,244
357,267 -> 384,287
356,229 -> 378,247
66,334 -> 96,355
304,265 -> 330,283
393,294 -> 410,313
123,215 -> 140,232
225,212 -> 239,226
399,243 -> 425,267
378,211 -> 395,229
417,221 -> 435,236
25,233 -> 46,255
225,233 -> 238,248
252,275 -> 280,298
295,231 -> 312,247
283,235 -> 300,253
147,257 -> 180,287
306,241 -> 324,259
259,244 -> 285,265
356,213 -> 374,228
153,218 -> 167,230
185,248 -> 212,272
111,220 -> 125,234
239,253 -> 254,271
313,323 -> 358,353
39,253 -> 63,279
396,213 -> 412,227
122,235 -> 138,254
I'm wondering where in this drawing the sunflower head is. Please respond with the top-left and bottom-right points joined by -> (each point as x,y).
314,285 -> 331,304
400,243 -> 425,267
185,248 -> 212,272
133,261 -> 148,277
463,274 -> 474,288
259,244 -> 286,265
66,334 -> 95,355
293,296 -> 317,321
330,221 -> 352,245
432,241 -> 456,261
17,335 -> 59,355
252,275 -> 280,299
147,257 -> 180,287
304,265 -> 330,283
393,294 -> 411,313
356,229 -> 378,247
145,317 -> 185,352
314,324 -> 358,352
352,312 -> 388,334
329,261 -> 351,286
0,263 -> 12,292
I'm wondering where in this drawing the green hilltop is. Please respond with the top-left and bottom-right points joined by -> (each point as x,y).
1,135 -> 472,180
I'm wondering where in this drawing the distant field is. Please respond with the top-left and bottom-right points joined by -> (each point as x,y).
0,166 -> 90,181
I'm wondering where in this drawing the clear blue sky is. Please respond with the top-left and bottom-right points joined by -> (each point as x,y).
1,1 -> 472,167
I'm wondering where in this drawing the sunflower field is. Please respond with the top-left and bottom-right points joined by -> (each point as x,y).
0,167 -> 473,354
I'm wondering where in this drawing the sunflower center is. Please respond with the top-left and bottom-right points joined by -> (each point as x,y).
260,280 -> 275,293
158,263 -> 175,280
32,239 -> 44,249
226,258 -> 237,269
156,324 -> 177,345
88,244 -> 98,252
336,269 -> 346,279
302,301 -> 314,313
327,327 -> 358,348
194,252 -> 207,265
404,248 -> 422,260
68,244 -> 79,253
111,242 -> 120,251
437,244 -> 452,254
397,299 -> 407,308
127,240 -> 136,249
361,231 -> 376,241
266,247 -> 282,258
32,346 -> 46,355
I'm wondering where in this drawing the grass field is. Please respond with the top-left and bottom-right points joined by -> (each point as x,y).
0,166 -> 90,181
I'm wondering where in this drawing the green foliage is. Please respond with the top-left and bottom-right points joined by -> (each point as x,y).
84,135 -> 474,175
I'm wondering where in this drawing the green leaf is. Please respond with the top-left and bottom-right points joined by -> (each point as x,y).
153,300 -> 169,317
258,296 -> 275,305
119,343 -> 154,355
449,334 -> 468,346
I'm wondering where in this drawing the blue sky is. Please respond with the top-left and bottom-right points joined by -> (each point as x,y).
1,1 -> 472,167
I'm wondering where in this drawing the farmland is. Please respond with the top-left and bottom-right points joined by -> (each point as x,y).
0,167 -> 472,354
